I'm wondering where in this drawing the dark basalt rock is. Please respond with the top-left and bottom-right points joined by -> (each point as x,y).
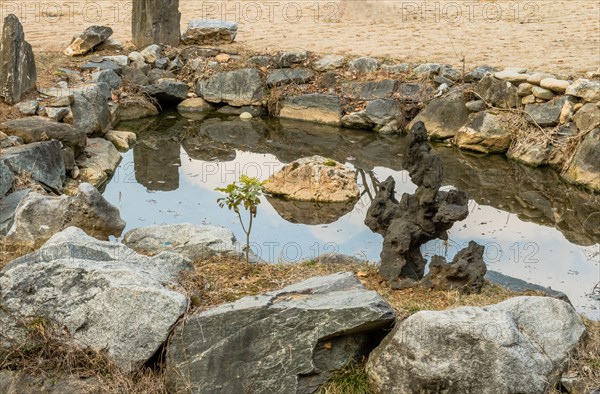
421,241 -> 487,293
0,14 -> 36,104
365,121 -> 479,288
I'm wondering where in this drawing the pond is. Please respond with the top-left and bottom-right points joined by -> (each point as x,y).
103,111 -> 600,319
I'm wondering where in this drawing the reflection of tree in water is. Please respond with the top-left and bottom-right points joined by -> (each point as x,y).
356,168 -> 381,202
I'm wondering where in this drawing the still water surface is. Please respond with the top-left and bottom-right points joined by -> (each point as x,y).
103,112 -> 600,319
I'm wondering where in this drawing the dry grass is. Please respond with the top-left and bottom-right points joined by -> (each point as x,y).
0,315 -> 168,394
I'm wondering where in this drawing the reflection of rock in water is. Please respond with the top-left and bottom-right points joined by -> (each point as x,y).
181,117 -> 267,161
266,195 -> 357,225
434,146 -> 600,246
134,134 -> 181,191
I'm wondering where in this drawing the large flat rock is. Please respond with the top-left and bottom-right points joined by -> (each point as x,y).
166,272 -> 395,393
1,116 -> 87,156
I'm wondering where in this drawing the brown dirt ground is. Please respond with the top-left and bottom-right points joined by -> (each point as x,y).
0,0 -> 598,75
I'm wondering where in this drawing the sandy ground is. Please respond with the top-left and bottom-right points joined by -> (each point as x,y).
0,0 -> 599,75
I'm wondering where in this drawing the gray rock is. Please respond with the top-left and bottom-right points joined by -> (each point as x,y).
367,296 -> 586,394
565,78 -> 600,102
474,74 -> 519,108
408,90 -> 469,140
517,82 -> 534,96
312,55 -> 345,71
341,111 -> 372,130
341,80 -> 397,100
196,68 -> 263,106
0,160 -> 14,197
381,63 -> 410,73
573,103 -> 600,132
494,70 -> 531,84
121,66 -> 149,86
0,141 -> 64,192
216,105 -> 264,117
540,78 -> 571,94
0,135 -> 22,149
140,78 -> 189,103
485,270 -> 569,302
123,223 -> 244,260
421,241 -> 487,293
64,25 -> 112,56
166,272 -> 395,393
15,100 -> 37,115
47,95 -> 73,107
127,51 -> 145,63
531,85 -> 555,100
0,15 -> 36,104
132,0 -> 181,47
278,93 -> 342,125
0,226 -> 190,370
177,97 -> 215,114
413,63 -> 442,77
506,138 -> 556,167
76,138 -> 121,187
454,111 -> 512,153
397,82 -> 435,102
130,60 -> 150,74
433,75 -> 454,87
464,65 -> 496,83
266,68 -> 314,86
348,57 -> 379,73
146,68 -> 175,84
91,69 -> 122,89
181,19 -> 237,45
101,55 -> 128,66
4,183 -> 125,245
118,95 -> 159,120
140,44 -> 162,63
80,60 -> 122,74
44,106 -> 69,122
466,100 -> 486,112
365,99 -> 401,126
562,127 -> 600,191
0,116 -> 87,156
0,189 -> 28,236
274,50 -> 308,68
154,57 -> 168,69
247,55 -> 272,67
527,72 -> 556,85
524,96 -> 568,127
70,84 -> 111,136
440,66 -> 461,81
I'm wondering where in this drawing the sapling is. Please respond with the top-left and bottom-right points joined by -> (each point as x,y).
215,175 -> 265,264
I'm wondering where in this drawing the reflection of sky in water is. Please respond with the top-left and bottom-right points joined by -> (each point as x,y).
103,147 -> 600,320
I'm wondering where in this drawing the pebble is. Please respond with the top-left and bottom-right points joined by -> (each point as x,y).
466,100 -> 486,112
527,72 -> 556,85
521,94 -> 537,105
128,51 -> 145,63
531,86 -> 555,100
540,78 -> 571,93
215,53 -> 231,63
494,70 -> 530,84
240,112 -> 253,120
517,83 -> 534,96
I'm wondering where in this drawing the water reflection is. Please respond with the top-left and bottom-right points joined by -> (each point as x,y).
107,111 -> 599,318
